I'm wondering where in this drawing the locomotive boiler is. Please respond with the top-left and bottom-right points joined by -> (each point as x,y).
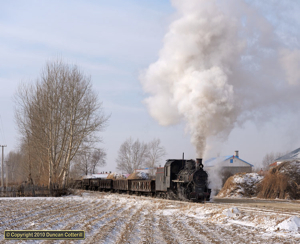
175,158 -> 211,201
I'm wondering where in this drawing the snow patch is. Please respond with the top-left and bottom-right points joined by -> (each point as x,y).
276,216 -> 300,232
223,207 -> 240,217
162,209 -> 178,216
83,174 -> 109,179
233,173 -> 262,185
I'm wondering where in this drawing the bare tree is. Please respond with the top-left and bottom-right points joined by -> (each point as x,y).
145,138 -> 166,175
73,150 -> 92,176
90,149 -> 106,174
14,60 -> 109,187
69,163 -> 82,180
5,150 -> 26,184
116,138 -> 149,174
72,148 -> 106,176
262,151 -> 287,170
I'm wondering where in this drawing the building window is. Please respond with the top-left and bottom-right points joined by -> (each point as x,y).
230,159 -> 233,163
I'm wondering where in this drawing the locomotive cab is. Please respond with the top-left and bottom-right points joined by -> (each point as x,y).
155,159 -> 184,192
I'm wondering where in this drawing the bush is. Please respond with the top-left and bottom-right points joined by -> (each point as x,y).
257,161 -> 300,199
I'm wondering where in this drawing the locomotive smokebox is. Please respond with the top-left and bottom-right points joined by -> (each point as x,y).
196,158 -> 203,169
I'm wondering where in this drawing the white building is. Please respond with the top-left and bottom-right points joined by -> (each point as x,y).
204,151 -> 253,185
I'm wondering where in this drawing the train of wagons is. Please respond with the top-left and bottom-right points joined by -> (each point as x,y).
73,158 -> 211,202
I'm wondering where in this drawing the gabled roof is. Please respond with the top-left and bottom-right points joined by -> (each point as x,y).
276,148 -> 300,162
204,155 -> 232,167
204,155 -> 253,167
269,162 -> 278,167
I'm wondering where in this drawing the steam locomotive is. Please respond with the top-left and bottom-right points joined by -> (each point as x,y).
74,158 -> 211,202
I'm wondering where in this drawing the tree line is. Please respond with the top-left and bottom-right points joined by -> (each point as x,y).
4,147 -> 107,185
5,136 -> 166,185
3,60 -> 167,187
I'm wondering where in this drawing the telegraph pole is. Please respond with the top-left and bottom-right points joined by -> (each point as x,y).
0,145 -> 7,187
5,161 -> 8,188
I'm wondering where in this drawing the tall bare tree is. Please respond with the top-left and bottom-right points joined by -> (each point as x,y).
116,138 -> 149,174
15,60 -> 109,187
145,138 -> 166,175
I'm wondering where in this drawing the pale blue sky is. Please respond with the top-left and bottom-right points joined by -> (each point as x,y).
1,0 -> 300,172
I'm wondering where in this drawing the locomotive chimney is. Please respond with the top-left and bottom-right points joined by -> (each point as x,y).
235,150 -> 239,157
196,158 -> 203,169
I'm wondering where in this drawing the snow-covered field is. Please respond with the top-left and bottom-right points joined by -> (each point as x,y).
1,191 -> 300,243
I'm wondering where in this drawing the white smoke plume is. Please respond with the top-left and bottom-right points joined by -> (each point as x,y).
140,0 -> 300,157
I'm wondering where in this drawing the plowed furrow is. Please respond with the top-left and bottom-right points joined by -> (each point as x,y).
137,207 -> 158,244
0,200 -> 74,231
204,222 -> 258,244
59,200 -> 108,229
41,201 -> 110,244
218,223 -> 296,244
81,202 -> 126,234
157,215 -> 180,244
185,217 -> 223,244
35,201 -> 93,231
0,200 -> 58,226
58,201 -> 113,244
3,199 -> 96,232
169,216 -> 211,244
0,200 -> 44,218
114,206 -> 144,244
85,204 -> 137,244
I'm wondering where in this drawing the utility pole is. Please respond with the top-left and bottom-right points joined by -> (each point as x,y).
0,145 -> 7,187
5,161 -> 8,188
